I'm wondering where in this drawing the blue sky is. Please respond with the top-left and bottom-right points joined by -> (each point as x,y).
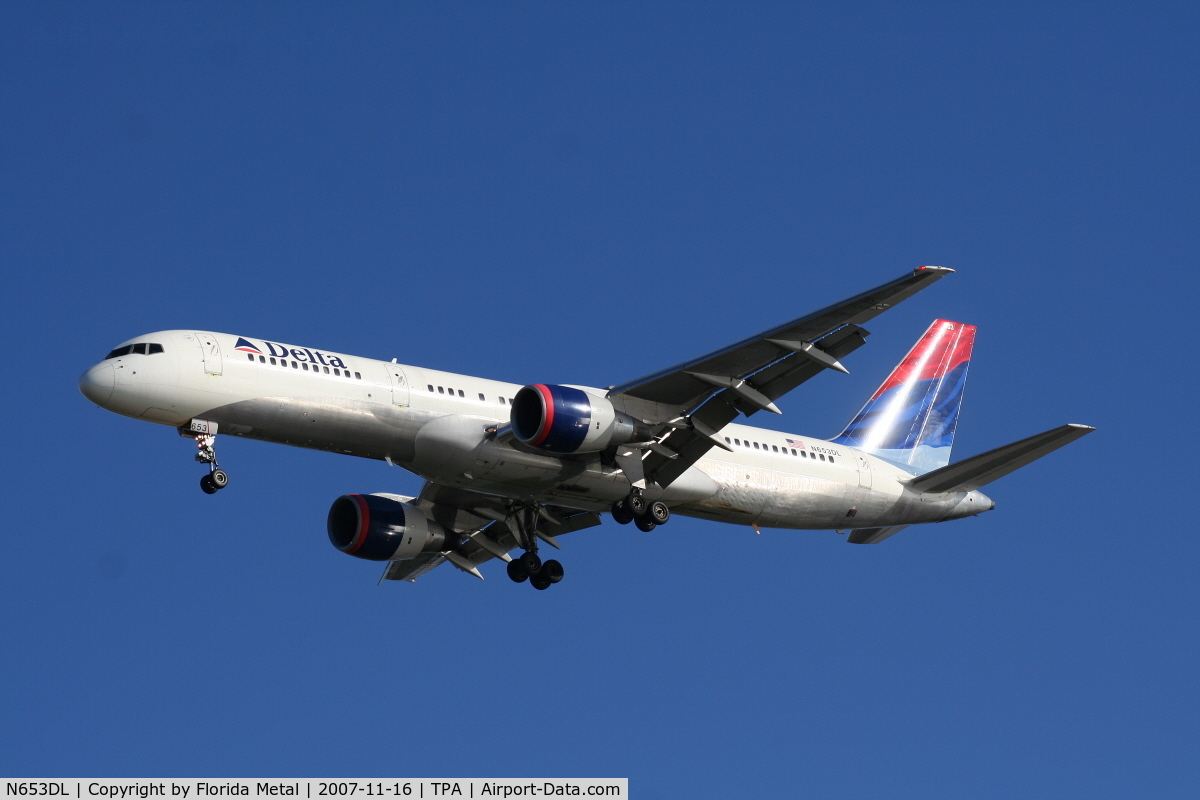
2,2 -> 1198,797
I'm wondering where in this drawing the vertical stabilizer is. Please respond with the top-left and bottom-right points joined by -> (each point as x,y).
831,319 -> 975,473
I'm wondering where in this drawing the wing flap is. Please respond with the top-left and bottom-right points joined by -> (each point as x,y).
643,324 -> 871,488
382,552 -> 447,582
846,525 -> 909,544
383,482 -> 603,583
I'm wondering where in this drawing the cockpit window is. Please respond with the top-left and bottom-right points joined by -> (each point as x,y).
105,342 -> 164,359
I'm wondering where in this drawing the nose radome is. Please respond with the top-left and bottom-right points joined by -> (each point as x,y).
79,362 -> 115,405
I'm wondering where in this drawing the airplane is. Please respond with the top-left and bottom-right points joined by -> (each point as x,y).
78,267 -> 1093,589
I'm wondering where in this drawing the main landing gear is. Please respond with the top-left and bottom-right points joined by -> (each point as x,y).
190,431 -> 230,495
503,502 -> 565,591
611,489 -> 670,532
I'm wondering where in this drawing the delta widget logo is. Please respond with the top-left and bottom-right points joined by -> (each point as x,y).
234,337 -> 348,369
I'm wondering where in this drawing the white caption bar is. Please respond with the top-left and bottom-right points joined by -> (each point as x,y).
2,781 -> 627,800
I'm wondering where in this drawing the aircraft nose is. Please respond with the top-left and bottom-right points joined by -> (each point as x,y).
79,362 -> 115,405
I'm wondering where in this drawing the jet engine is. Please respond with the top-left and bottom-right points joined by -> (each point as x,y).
327,494 -> 455,561
510,384 -> 653,454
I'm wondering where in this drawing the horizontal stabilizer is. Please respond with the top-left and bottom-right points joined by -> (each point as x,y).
846,525 -> 909,544
906,424 -> 1095,494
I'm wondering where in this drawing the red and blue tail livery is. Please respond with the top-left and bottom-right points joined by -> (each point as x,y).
831,319 -> 976,474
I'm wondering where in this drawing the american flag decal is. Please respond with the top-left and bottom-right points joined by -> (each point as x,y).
785,438 -> 805,449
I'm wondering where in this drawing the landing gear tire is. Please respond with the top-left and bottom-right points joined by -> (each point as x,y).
634,515 -> 657,532
611,500 -> 634,525
541,559 -> 564,584
530,574 -> 552,590
520,551 -> 542,574
210,469 -> 229,490
200,474 -> 219,494
627,492 -> 647,516
648,500 -> 669,525
506,560 -> 529,583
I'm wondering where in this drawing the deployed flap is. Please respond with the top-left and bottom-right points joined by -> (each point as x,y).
382,552 -> 446,582
906,424 -> 1095,494
846,526 -> 909,544
609,267 -> 953,412
384,481 -> 602,583
643,324 -> 871,488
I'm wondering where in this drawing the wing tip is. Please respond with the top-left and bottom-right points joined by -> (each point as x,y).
916,265 -> 955,275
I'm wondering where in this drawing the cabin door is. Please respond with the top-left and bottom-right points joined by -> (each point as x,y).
196,333 -> 222,375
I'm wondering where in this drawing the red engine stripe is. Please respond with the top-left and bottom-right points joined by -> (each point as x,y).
347,494 -> 370,554
531,384 -> 556,446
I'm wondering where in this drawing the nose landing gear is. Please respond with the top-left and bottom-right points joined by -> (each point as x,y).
181,421 -> 230,494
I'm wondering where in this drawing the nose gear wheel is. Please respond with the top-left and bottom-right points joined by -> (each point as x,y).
181,427 -> 231,494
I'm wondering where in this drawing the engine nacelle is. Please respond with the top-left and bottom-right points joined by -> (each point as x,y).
510,384 -> 651,454
327,494 -> 455,561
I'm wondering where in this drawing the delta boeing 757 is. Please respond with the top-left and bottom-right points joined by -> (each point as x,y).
79,268 -> 1093,589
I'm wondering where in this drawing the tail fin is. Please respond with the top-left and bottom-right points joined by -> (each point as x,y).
831,319 -> 976,473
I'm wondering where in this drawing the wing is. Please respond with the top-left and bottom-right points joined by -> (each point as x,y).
606,267 -> 954,488
381,481 -> 602,583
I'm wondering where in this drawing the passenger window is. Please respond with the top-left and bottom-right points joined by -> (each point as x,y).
819,454 -> 826,461
790,449 -> 797,456
753,442 -> 759,449
270,357 -> 277,366
801,451 -> 807,458
499,397 -> 506,405
259,356 -> 265,363
829,457 -> 835,464
438,386 -> 444,394
734,439 -> 740,446
478,393 -> 485,401
148,343 -> 164,355
247,353 -> 254,361
772,445 -> 779,452
354,372 -> 361,379
323,366 -> 329,374
724,437 -> 731,443
458,389 -> 464,397
509,398 -> 515,405
292,361 -> 298,368
428,385 -> 434,392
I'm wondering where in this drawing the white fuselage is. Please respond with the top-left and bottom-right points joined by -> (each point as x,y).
79,330 -> 993,530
